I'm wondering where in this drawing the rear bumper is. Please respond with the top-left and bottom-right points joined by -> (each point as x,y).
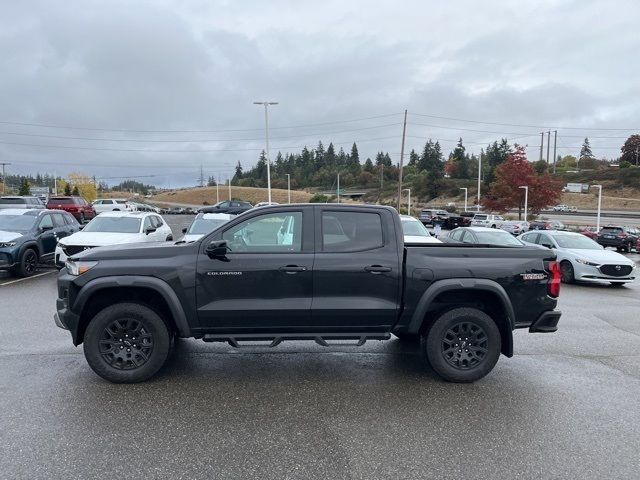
529,310 -> 561,333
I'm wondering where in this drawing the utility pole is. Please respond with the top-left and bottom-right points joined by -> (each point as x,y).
1,162 -> 11,194
519,186 -> 528,221
546,131 -> 551,164
286,174 -> 291,204
553,130 -> 558,174
539,132 -> 544,161
477,152 -> 481,212
337,172 -> 340,204
198,164 -> 205,187
253,101 -> 278,204
396,109 -> 408,211
54,171 -> 57,195
228,177 -> 231,200
402,188 -> 411,215
460,187 -> 468,212
216,174 -> 220,203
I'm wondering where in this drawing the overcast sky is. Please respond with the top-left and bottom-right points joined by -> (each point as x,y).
1,0 -> 639,187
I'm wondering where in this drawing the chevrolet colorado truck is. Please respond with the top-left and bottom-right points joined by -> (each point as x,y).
55,204 -> 561,384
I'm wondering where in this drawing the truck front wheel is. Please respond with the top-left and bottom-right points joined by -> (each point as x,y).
422,308 -> 501,383
83,303 -> 171,383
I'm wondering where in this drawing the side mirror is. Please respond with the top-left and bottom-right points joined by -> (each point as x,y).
145,226 -> 157,235
41,225 -> 53,232
181,226 -> 188,234
541,243 -> 553,249
206,240 -> 229,259
78,224 -> 85,230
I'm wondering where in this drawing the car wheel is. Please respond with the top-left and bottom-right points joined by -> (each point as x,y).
422,307 -> 501,383
560,261 -> 575,284
16,248 -> 38,277
83,303 -> 171,383
491,224 -> 496,228
166,235 -> 173,241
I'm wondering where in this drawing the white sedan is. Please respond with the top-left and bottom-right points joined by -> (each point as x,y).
519,230 -> 636,285
400,215 -> 442,244
55,211 -> 173,266
181,213 -> 234,242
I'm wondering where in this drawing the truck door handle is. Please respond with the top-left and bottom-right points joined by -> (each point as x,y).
279,265 -> 307,274
364,265 -> 392,274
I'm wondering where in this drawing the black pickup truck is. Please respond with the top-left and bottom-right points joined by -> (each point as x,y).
55,204 -> 561,384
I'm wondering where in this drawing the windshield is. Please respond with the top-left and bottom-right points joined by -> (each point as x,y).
188,218 -> 229,235
48,198 -> 73,204
82,216 -> 141,233
474,231 -> 523,246
600,227 -> 622,234
401,219 -> 431,237
474,215 -> 487,220
554,234 -> 602,250
0,198 -> 27,204
0,214 -> 37,231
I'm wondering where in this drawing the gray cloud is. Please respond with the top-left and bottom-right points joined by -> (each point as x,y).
1,0 -> 639,186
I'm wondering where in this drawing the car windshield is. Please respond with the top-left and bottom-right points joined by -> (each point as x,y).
474,231 -> 523,246
554,234 -> 602,250
48,198 -> 73,204
188,218 -> 229,235
402,219 -> 431,237
474,215 -> 487,220
82,216 -> 141,233
0,214 -> 37,231
600,227 -> 622,234
0,198 -> 27,204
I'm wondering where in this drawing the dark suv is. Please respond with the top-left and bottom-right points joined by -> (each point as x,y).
597,226 -> 639,253
0,209 -> 80,276
199,200 -> 253,215
418,209 -> 447,226
46,196 -> 96,223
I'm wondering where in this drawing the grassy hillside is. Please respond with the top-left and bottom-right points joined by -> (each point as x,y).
150,186 -> 313,206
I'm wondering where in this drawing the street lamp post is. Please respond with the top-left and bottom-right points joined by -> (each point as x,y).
286,174 -> 291,204
519,186 -> 528,221
477,152 -> 482,212
402,188 -> 411,215
253,101 -> 278,204
459,187 -> 468,212
593,184 -> 603,230
337,172 -> 340,204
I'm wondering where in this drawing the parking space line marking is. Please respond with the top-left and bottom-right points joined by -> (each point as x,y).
0,270 -> 56,286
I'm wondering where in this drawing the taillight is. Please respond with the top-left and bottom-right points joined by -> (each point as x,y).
547,261 -> 561,298
67,206 -> 78,212
618,233 -> 627,238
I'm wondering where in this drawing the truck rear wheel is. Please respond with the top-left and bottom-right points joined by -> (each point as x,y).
422,307 -> 501,383
83,303 -> 171,383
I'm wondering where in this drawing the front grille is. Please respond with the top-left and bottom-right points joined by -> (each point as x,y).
600,264 -> 633,277
62,245 -> 96,256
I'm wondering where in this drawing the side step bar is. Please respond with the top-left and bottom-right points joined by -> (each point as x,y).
202,332 -> 391,348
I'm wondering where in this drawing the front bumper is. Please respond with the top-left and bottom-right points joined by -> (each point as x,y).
0,248 -> 19,269
529,310 -> 561,333
54,272 -> 81,343
574,263 -> 636,284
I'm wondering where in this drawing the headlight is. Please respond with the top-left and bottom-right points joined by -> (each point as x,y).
65,259 -> 98,276
575,258 -> 600,267
0,242 -> 17,248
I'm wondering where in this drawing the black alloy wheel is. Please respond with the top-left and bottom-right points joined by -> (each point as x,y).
441,321 -> 488,370
17,248 -> 38,277
99,318 -> 154,370
560,261 -> 575,283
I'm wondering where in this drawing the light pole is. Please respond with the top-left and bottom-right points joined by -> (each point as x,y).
519,186 -> 528,221
402,188 -> 411,215
253,101 -> 278,204
477,152 -> 481,212
216,174 -> 219,203
286,174 -> 291,204
228,177 -> 231,200
459,187 -> 468,212
337,172 -> 340,204
593,184 -> 602,230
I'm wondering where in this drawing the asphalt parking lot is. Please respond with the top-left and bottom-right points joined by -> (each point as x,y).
1,216 -> 639,479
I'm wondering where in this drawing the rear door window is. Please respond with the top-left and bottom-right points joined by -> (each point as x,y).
321,211 -> 383,252
52,213 -> 66,227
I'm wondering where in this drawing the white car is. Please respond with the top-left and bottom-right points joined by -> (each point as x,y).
500,220 -> 530,235
446,227 -> 525,246
254,202 -> 280,207
92,198 -> 135,214
400,215 -> 442,244
470,214 -> 504,228
181,213 -> 234,242
55,211 -> 173,265
518,230 -> 636,285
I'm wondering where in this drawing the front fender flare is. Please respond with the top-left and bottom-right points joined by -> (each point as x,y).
73,276 -> 191,337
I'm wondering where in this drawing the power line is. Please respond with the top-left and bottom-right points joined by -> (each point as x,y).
0,113 -> 403,134
410,112 -> 639,131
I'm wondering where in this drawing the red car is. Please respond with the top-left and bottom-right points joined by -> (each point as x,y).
46,196 -> 96,223
578,226 -> 599,240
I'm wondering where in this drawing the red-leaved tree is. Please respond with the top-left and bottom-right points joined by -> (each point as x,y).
482,145 -> 562,218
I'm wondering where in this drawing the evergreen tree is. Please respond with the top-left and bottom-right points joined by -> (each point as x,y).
64,183 -> 72,196
450,138 -> 469,178
364,158 -> 374,173
579,138 -> 593,160
207,176 -> 217,186
484,139 -> 511,184
19,178 -> 30,195
72,185 -> 80,196
350,143 -> 360,164
232,161 -> 243,183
